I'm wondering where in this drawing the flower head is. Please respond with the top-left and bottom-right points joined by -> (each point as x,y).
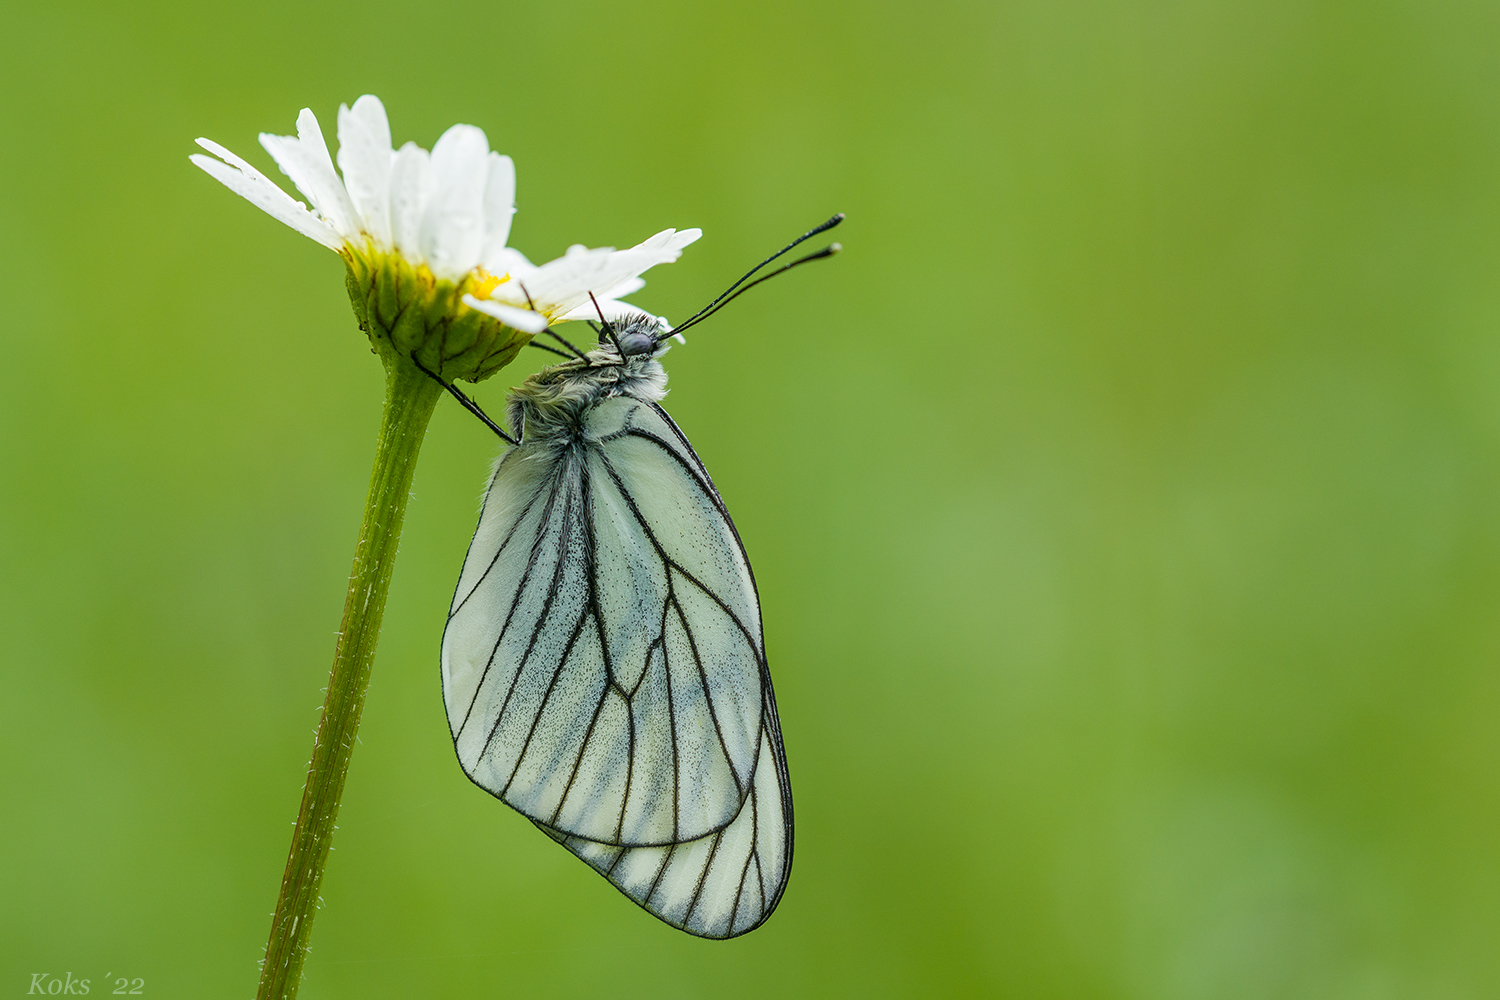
191,96 -> 698,380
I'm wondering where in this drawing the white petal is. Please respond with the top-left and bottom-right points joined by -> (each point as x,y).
293,108 -> 361,236
636,229 -> 675,249
336,95 -> 393,249
420,124 -> 490,279
514,231 -> 699,319
258,109 -> 360,239
635,227 -> 703,252
479,153 -> 516,265
484,246 -> 537,280
194,137 -> 273,181
557,296 -> 661,324
462,294 -> 549,333
485,245 -> 609,308
603,276 -> 645,299
389,142 -> 430,262
191,144 -> 341,250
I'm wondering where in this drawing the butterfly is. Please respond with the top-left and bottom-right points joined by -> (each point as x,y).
420,215 -> 843,938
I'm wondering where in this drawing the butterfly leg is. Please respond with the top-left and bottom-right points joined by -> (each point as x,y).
409,352 -> 519,446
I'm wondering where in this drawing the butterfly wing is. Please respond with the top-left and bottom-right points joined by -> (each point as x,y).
538,700 -> 792,938
442,394 -> 792,932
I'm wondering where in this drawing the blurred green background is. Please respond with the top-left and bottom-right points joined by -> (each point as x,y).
4,0 -> 1499,996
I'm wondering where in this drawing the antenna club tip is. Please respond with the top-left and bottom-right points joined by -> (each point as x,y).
832,212 -> 846,221
828,242 -> 843,253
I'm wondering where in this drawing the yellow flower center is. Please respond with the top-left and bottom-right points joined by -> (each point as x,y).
465,267 -> 506,299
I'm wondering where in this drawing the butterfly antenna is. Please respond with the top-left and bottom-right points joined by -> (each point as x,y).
539,327 -> 589,361
669,213 -> 845,336
668,239 -> 843,338
527,341 -> 575,360
409,353 -> 519,446
589,291 -> 623,354
517,280 -> 589,360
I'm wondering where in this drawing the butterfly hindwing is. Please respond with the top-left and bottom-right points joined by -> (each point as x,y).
538,708 -> 792,939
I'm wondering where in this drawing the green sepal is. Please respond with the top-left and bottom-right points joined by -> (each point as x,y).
343,248 -> 532,383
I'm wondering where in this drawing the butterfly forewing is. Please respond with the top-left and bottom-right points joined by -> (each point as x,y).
443,395 -> 772,849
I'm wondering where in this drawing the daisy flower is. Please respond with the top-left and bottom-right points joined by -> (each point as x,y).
191,95 -> 698,381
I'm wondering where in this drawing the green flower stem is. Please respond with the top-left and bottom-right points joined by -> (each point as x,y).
256,358 -> 444,1000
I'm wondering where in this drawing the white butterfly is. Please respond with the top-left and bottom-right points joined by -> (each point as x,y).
431,217 -> 842,938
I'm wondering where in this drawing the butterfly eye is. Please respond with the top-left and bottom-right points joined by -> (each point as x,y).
618,330 -> 657,357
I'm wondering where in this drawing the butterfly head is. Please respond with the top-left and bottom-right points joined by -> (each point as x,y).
603,313 -> 668,360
